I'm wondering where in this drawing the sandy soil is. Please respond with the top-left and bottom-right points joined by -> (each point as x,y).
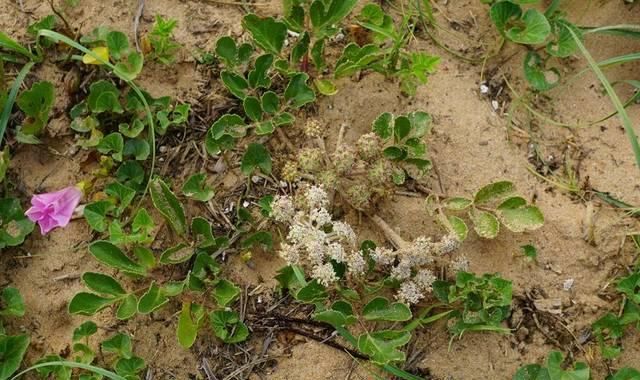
1,0 -> 639,379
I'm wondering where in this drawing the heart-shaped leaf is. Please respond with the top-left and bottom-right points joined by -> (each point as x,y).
362,297 -> 412,321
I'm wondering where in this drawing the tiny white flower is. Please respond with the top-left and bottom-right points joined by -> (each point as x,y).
311,263 -> 338,287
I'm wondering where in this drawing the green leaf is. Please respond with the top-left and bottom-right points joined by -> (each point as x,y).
105,182 -> 136,216
448,215 -> 469,241
150,178 -> 187,236
470,209 -> 500,239
137,282 -> 169,314
521,244 -> 538,260
83,201 -> 113,233
241,143 -> 272,175
524,51 -> 559,91
0,198 -> 34,249
177,302 -> 205,348
97,132 -> 124,161
309,0 -> 358,38
114,52 -> 144,81
106,31 -> 129,60
505,9 -> 551,45
69,292 -> 115,315
473,181 -> 515,205
546,21 -> 581,58
242,14 -> 287,54
215,36 -> 237,67
513,364 -> 550,380
291,31 -> 309,64
82,272 -> 126,296
261,91 -> 279,114
295,280 -> 328,303
27,15 -> 57,37
210,310 -> 249,343
248,53 -> 274,89
373,112 -> 393,139
546,351 -> 590,380
611,368 -> 640,380
181,173 -> 214,202
123,138 -> 150,160
159,243 -> 192,265
89,240 -> 146,276
444,197 -> 473,211
0,287 -> 25,317
102,333 -> 133,359
114,356 -> 145,377
87,80 -> 123,114
284,72 -> 316,108
489,1 -> 522,34
496,202 -> 544,233
243,96 -> 263,122
0,334 -> 30,380
16,81 -> 55,135
241,231 -> 273,251
314,78 -> 338,96
213,279 -> 241,307
115,294 -> 137,320
220,71 -> 249,100
311,38 -> 326,70
363,297 -> 412,321
72,321 -> 98,342
356,330 -> 411,365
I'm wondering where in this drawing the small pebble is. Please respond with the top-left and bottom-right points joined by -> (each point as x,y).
480,84 -> 489,94
563,278 -> 574,291
251,175 -> 263,184
491,100 -> 499,110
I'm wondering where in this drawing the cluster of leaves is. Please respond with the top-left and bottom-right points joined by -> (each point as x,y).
0,198 -> 34,251
207,15 -> 318,175
348,4 -> 440,96
143,16 -> 180,65
37,323 -> 146,380
15,80 -> 55,142
483,0 -> 581,91
592,267 -> 640,359
427,181 -> 544,241
432,271 -> 512,337
79,27 -> 144,81
372,111 -> 432,184
513,350 -> 639,380
70,79 -> 188,164
276,248 -> 512,366
0,287 -> 29,380
75,177 -> 256,349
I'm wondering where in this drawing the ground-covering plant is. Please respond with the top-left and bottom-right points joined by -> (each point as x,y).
270,185 -> 513,368
592,265 -> 640,360
143,16 -> 180,65
36,323 -> 146,380
0,287 -> 28,380
72,177 -> 253,348
289,111 -> 432,210
426,180 -> 544,240
513,350 -> 640,380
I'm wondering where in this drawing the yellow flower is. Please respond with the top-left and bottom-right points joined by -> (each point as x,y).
82,46 -> 109,65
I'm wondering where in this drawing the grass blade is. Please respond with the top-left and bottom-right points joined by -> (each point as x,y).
568,27 -> 640,170
11,361 -> 126,380
582,24 -> 640,38
0,61 -> 34,145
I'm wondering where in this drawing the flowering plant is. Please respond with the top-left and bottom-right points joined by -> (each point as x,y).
25,186 -> 82,234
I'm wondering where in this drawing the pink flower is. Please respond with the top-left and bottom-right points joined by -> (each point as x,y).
25,186 -> 82,235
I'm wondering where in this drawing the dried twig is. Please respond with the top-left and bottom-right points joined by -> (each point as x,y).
133,0 -> 145,52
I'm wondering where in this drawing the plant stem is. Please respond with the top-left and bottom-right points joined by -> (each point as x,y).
0,62 -> 34,146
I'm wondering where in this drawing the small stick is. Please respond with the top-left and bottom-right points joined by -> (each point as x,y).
133,0 -> 145,52
369,214 -> 408,249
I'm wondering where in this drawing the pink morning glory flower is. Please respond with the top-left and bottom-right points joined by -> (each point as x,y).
25,186 -> 83,235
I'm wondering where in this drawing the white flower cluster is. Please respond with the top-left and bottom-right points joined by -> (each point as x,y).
371,233 -> 463,305
271,186 -> 466,304
272,186 -> 364,286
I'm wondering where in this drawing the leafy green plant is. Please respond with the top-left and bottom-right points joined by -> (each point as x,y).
74,177 -> 250,349
77,28 -> 144,81
144,15 -> 180,65
344,3 -> 440,96
0,198 -> 35,250
513,350 -> 640,380
15,80 -> 54,141
37,326 -> 146,380
433,271 -> 512,338
592,267 -> 640,359
427,180 -> 544,241
0,287 -> 29,380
